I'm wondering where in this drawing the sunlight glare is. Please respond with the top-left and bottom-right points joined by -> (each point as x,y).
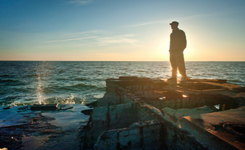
37,75 -> 45,104
177,71 -> 181,77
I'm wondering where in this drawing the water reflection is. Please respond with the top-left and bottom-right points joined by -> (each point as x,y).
37,75 -> 45,104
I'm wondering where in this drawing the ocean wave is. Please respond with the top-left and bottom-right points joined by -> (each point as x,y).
0,91 -> 7,96
74,77 -> 87,81
0,95 -> 21,102
24,98 -> 35,101
121,68 -> 128,70
0,79 -> 27,86
26,74 -> 48,78
228,79 -> 242,82
45,94 -> 84,104
0,75 -> 15,78
56,78 -> 70,81
42,83 -> 104,94
0,79 -> 19,83
58,70 -> 65,73
71,83 -> 96,88
93,70 -> 103,75
14,88 -> 32,93
95,66 -> 106,69
137,70 -> 146,72
42,87 -> 58,94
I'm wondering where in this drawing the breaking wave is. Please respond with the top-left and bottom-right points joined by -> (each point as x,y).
0,79 -> 19,83
0,79 -> 26,86
74,77 -> 87,81
44,94 -> 86,105
42,83 -> 105,94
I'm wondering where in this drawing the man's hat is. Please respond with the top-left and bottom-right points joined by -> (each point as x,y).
170,21 -> 179,25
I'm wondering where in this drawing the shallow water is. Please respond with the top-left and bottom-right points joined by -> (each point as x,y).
0,61 -> 244,106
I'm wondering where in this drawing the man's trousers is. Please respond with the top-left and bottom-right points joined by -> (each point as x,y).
170,51 -> 187,78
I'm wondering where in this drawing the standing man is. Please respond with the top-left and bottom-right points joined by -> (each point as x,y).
168,21 -> 188,81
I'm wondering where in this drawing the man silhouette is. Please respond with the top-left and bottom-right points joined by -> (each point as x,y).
168,21 -> 188,81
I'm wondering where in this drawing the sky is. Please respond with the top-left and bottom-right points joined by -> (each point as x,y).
0,0 -> 245,61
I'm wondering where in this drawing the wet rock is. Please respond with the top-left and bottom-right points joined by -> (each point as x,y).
162,105 -> 216,119
86,101 -> 97,108
59,105 -> 73,110
94,120 -> 163,150
31,104 -> 59,111
18,106 -> 30,111
3,106 -> 13,110
82,76 -> 245,150
81,109 -> 93,115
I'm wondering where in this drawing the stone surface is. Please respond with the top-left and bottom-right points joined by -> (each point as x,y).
162,106 -> 217,122
181,106 -> 245,150
31,104 -> 60,110
94,120 -> 163,150
82,76 -> 245,150
0,104 -> 90,150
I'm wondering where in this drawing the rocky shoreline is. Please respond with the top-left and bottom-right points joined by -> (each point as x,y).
0,104 -> 89,150
1,76 -> 245,150
82,76 -> 245,150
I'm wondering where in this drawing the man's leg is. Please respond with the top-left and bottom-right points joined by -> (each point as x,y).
170,52 -> 177,78
176,52 -> 187,78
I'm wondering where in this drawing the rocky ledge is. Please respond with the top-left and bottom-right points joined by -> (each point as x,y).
1,76 -> 245,150
82,76 -> 245,150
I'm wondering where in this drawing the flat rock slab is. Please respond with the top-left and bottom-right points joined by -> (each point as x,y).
0,113 -> 33,128
0,104 -> 90,150
162,105 -> 216,119
182,106 -> 245,150
31,104 -> 59,110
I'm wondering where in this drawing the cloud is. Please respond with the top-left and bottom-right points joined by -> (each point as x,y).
97,34 -> 138,44
64,30 -> 103,36
44,30 -> 103,43
126,14 -> 219,27
68,0 -> 93,5
45,36 -> 97,43
126,20 -> 170,28
44,31 -> 138,46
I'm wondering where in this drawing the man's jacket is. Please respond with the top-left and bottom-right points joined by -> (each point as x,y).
169,28 -> 186,52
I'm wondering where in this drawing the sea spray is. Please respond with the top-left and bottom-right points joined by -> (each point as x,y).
37,76 -> 46,104
64,93 -> 75,104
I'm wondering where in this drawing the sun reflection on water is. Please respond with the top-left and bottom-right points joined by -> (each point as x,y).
37,76 -> 45,104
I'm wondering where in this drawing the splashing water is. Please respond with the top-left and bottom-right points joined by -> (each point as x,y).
37,76 -> 45,104
57,94 -> 76,104
81,98 -> 86,105
65,94 -> 75,104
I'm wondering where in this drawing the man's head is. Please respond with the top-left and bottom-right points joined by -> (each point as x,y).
170,21 -> 179,30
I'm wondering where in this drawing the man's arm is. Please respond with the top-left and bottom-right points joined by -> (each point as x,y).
179,30 -> 187,51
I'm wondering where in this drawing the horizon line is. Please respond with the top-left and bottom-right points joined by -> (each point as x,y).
0,60 -> 245,62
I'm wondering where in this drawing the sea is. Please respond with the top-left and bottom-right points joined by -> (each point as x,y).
0,61 -> 244,106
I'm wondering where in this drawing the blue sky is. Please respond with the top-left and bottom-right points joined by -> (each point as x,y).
0,0 -> 245,61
